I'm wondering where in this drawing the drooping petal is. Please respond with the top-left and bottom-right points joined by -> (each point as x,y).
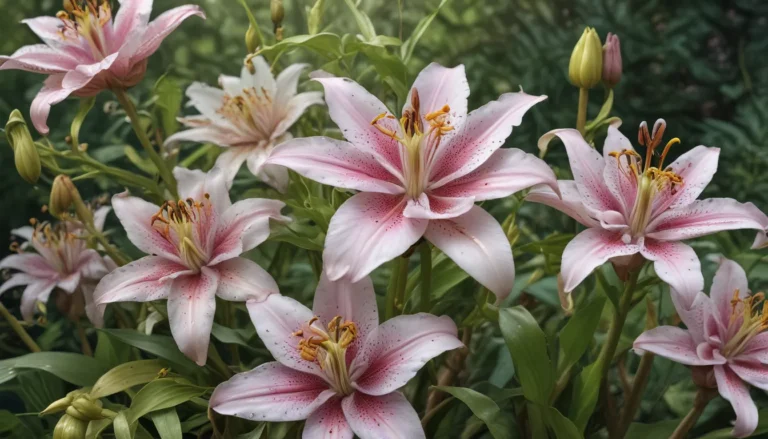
641,239 -> 703,307
210,198 -> 288,266
0,273 -> 38,296
256,163 -> 290,193
182,82 -> 228,125
93,256 -> 188,307
111,192 -> 181,262
402,193 -> 474,220
560,228 -> 639,293
351,314 -> 462,395
537,129 -> 620,213
0,253 -> 56,278
405,63 -> 469,131
633,326 -> 720,365
429,92 -> 547,187
267,137 -> 404,194
431,148 -> 560,201
424,206 -> 515,301
646,198 -> 768,241
714,365 -> 759,438
273,91 -> 325,139
341,392 -> 425,439
174,166 -> 232,214
304,398 -> 354,439
313,273 -> 378,362
311,75 -> 404,178
671,291 -> 722,346
165,126 -> 242,149
652,146 -> 720,215
167,266 -> 219,365
60,52 -> 120,91
112,0 -> 153,48
212,257 -> 278,303
0,44 -> 78,74
30,74 -> 73,135
81,282 -> 105,328
210,362 -> 334,422
710,258 -> 749,327
213,147 -> 251,185
131,5 -> 206,61
92,206 -> 112,233
246,295 -> 321,376
601,126 -> 637,216
730,361 -> 768,392
323,193 -> 427,282
20,280 -> 57,322
526,180 -> 600,227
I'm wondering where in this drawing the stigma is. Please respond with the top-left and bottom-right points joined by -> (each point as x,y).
57,0 -> 113,60
722,289 -> 768,357
369,89 -> 454,198
151,196 -> 211,272
293,315 -> 358,395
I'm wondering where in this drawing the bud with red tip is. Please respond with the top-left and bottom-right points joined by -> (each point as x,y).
602,32 -> 622,88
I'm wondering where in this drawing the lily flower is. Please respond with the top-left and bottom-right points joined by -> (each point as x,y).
634,258 -> 768,437
266,64 -> 559,300
527,121 -> 768,305
165,57 -> 324,191
0,0 -> 205,134
93,167 -> 289,365
0,210 -> 111,323
210,273 -> 463,439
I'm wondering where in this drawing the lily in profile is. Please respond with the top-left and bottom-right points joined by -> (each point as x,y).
0,0 -> 205,134
165,57 -> 324,191
634,258 -> 768,438
528,121 -> 768,305
211,273 -> 463,439
267,63 -> 559,300
93,167 -> 289,365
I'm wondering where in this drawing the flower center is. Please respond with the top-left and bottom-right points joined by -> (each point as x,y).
370,89 -> 454,198
293,315 -> 358,395
57,0 -> 113,60
217,87 -> 274,141
151,197 -> 211,272
608,119 -> 684,237
722,289 -> 768,358
25,219 -> 82,275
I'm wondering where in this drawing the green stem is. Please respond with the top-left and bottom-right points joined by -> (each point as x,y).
0,302 -> 41,352
76,321 -> 93,357
222,301 -> 240,366
419,242 -> 432,313
113,89 -> 178,197
596,270 -> 639,383
86,223 -> 130,267
616,352 -> 655,437
179,144 -> 214,168
576,87 -> 589,136
385,256 -> 410,320
668,388 -> 717,439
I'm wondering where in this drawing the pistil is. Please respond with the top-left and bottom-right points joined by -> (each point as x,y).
57,0 -> 113,60
151,197 -> 211,272
722,290 -> 768,357
294,315 -> 358,395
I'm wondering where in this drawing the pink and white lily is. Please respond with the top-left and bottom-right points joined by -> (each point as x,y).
210,273 -> 463,439
0,0 -> 205,134
93,166 -> 289,365
528,121 -> 768,305
634,258 -> 768,437
165,57 -> 324,191
0,206 -> 113,323
267,64 -> 559,300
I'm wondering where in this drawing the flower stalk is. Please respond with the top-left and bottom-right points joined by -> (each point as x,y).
419,242 -> 432,313
0,302 -> 41,352
668,388 -> 717,439
386,255 -> 411,321
577,88 -> 589,136
596,269 -> 639,383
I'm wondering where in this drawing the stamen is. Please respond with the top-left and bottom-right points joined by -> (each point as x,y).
658,137 -> 680,170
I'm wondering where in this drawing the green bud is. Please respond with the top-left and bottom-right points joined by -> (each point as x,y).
245,23 -> 260,53
271,0 -> 284,28
52,414 -> 88,439
568,27 -> 603,89
308,0 -> 326,35
6,110 -> 41,184
49,175 -> 74,217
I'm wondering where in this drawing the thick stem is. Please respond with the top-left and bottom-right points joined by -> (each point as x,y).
596,270 -> 639,383
419,242 -> 432,313
425,328 -> 472,412
577,88 -> 589,136
385,256 -> 409,321
616,352 -> 655,437
0,302 -> 41,352
222,300 -> 240,365
76,321 -> 93,356
113,89 -> 178,197
668,388 -> 717,439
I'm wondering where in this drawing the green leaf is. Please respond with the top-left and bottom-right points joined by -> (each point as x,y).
568,362 -> 601,432
90,359 -> 167,399
86,417 -> 115,439
153,74 -> 183,137
498,306 -> 554,404
557,297 -> 606,375
150,408 -> 183,439
0,410 -> 20,433
237,423 -> 267,439
71,96 -> 96,148
99,329 -> 200,375
113,411 -> 134,439
433,386 -> 514,439
257,33 -> 342,60
0,352 -> 107,387
401,0 -> 450,64
125,379 -> 207,424
542,405 -> 582,439
124,145 -> 158,175
624,419 -> 681,439
210,323 -> 257,350
342,0 -> 376,40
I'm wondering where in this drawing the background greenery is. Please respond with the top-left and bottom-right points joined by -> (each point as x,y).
2,0 -> 768,438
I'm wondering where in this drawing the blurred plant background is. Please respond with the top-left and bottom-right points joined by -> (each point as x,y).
2,0 -> 768,438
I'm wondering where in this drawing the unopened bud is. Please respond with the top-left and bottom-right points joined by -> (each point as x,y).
6,110 -> 41,184
57,175 -> 93,225
602,32 -> 622,88
271,0 -> 284,30
308,0 -> 326,35
50,175 -> 74,217
52,414 -> 88,439
568,27 -> 603,89
245,24 -> 260,53
557,273 -> 574,316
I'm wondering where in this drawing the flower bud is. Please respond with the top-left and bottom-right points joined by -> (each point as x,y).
308,0 -> 326,35
245,23 -> 260,53
602,32 -> 622,88
6,110 -> 41,184
271,0 -> 284,29
568,27 -> 603,89
50,175 -> 74,217
52,413 -> 88,439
